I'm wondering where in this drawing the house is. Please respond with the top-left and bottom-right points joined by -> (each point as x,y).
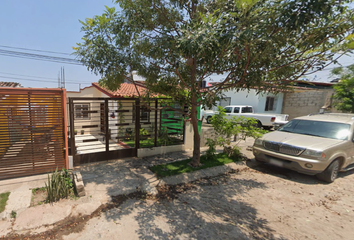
281,81 -> 336,120
66,82 -> 188,164
202,80 -> 338,120
201,83 -> 285,118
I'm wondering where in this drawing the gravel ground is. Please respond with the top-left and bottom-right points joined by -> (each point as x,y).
3,144 -> 354,240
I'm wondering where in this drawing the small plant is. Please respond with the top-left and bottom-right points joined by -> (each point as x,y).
81,129 -> 85,135
140,128 -> 149,140
11,210 -> 17,218
158,126 -> 170,145
205,138 -> 217,160
45,168 -> 73,203
74,129 -> 78,135
207,106 -> 266,160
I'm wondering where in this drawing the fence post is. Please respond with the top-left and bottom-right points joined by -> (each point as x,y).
135,99 -> 140,150
69,98 -> 75,158
154,99 -> 158,147
105,99 -> 109,152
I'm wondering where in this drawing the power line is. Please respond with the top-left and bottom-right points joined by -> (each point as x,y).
0,49 -> 82,65
0,71 -> 92,83
0,45 -> 71,55
0,75 -> 91,85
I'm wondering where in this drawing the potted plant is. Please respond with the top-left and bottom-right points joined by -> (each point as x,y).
74,129 -> 78,135
81,129 -> 85,135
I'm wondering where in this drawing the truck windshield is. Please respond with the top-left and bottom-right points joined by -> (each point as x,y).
278,119 -> 351,140
241,107 -> 253,113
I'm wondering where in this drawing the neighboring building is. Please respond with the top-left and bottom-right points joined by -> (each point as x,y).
282,81 -> 336,120
201,83 -> 285,117
0,82 -> 23,88
203,81 -> 338,120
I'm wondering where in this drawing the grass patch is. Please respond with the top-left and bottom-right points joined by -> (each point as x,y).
0,192 -> 10,213
150,152 -> 239,178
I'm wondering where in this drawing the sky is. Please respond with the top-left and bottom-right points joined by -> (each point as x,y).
0,1 -> 352,91
0,0 -> 115,91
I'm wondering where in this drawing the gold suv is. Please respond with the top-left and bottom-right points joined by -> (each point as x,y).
253,113 -> 354,182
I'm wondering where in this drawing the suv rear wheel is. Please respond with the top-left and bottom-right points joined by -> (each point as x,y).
316,159 -> 339,183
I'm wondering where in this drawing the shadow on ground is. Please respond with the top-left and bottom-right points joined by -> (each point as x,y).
100,173 -> 286,240
246,158 -> 354,185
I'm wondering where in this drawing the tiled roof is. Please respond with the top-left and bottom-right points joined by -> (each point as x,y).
92,82 -> 160,97
0,82 -> 22,88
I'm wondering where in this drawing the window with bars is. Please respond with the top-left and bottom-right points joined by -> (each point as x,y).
265,97 -> 276,111
74,103 -> 90,119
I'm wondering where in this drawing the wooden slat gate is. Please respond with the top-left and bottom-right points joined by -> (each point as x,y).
0,88 -> 68,180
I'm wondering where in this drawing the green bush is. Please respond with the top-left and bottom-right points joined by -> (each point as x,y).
207,106 -> 266,158
45,168 -> 73,203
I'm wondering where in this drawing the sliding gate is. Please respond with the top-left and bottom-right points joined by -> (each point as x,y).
0,88 -> 67,180
68,97 -> 185,166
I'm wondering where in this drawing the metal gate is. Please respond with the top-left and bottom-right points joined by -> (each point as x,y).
68,97 -> 185,166
68,98 -> 138,165
0,88 -> 68,180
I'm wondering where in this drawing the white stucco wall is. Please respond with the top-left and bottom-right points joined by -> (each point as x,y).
256,92 -> 284,114
201,89 -> 284,118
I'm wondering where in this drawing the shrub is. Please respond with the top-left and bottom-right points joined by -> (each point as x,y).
207,106 -> 266,158
45,168 -> 73,203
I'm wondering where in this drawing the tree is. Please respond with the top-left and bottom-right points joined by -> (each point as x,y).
74,0 -> 354,166
332,64 -> 354,112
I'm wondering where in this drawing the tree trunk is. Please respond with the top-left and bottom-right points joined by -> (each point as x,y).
189,100 -> 201,167
189,56 -> 201,167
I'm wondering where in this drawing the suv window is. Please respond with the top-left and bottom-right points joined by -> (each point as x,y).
233,107 -> 240,113
279,119 -> 351,140
224,107 -> 232,113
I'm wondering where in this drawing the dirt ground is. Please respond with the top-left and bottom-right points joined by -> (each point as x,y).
6,158 -> 354,240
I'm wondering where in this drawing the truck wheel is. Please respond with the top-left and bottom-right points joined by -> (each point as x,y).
206,116 -> 212,124
252,120 -> 262,129
316,159 -> 339,183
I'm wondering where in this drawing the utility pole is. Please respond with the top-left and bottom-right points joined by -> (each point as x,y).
58,67 -> 66,89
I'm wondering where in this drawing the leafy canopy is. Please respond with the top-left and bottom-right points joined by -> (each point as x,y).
333,64 -> 354,113
74,0 -> 354,105
74,0 -> 354,165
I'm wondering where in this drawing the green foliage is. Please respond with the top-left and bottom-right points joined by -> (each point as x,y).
150,152 -> 238,178
45,168 -> 73,203
140,128 -> 149,136
0,192 -> 10,213
205,138 -> 217,160
75,0 -> 354,165
332,64 -> 354,113
158,126 -> 170,145
10,210 -> 16,218
207,107 -> 266,157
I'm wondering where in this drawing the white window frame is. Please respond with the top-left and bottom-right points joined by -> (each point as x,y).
74,103 -> 90,120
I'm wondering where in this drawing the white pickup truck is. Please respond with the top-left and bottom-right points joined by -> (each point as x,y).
203,105 -> 288,129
